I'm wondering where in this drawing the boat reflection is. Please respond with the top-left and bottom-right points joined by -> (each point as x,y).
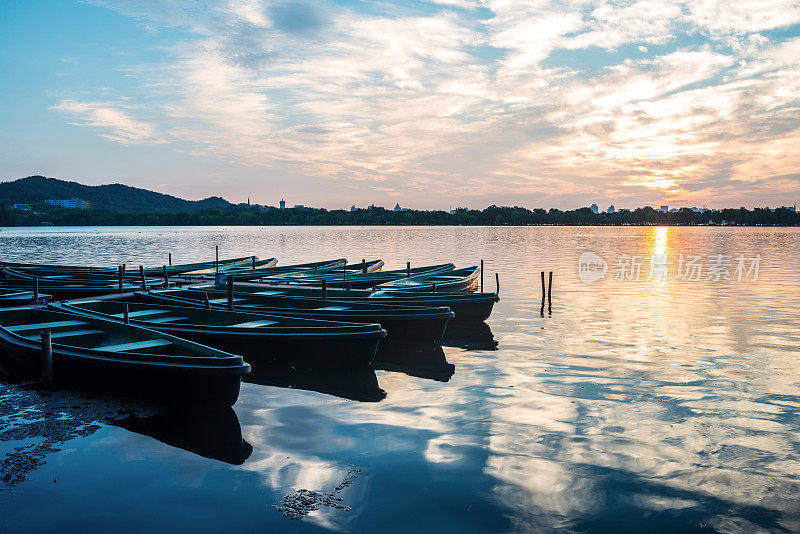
110,407 -> 253,465
374,341 -> 455,382
441,321 -> 498,350
245,360 -> 386,402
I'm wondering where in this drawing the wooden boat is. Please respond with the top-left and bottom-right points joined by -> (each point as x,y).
0,289 -> 51,307
137,289 -> 454,343
261,263 -> 454,289
0,308 -> 249,406
218,258 -> 357,282
375,266 -> 481,292
1,266 -> 170,287
0,256 -> 258,276
256,259 -> 385,284
0,279 -> 144,299
178,257 -> 277,278
50,300 -> 386,366
193,283 -> 499,321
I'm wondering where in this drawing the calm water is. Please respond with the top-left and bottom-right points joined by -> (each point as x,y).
1,226 -> 799,533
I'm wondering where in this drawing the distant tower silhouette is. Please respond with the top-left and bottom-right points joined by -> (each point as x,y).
247,197 -> 250,206
279,199 -> 286,209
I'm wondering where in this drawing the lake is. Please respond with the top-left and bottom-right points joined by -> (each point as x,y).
1,225 -> 799,533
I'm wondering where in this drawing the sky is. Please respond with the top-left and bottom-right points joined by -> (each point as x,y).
1,0 -> 799,210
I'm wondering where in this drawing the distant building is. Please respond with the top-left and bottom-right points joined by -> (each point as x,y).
350,205 -> 357,212
659,205 -> 668,213
393,203 -> 402,212
590,203 -> 599,214
11,203 -> 31,211
45,198 -> 91,209
294,204 -> 304,208
606,205 -> 615,214
279,199 -> 286,209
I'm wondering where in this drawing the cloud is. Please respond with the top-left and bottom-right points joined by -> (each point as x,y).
51,100 -> 161,144
64,0 -> 800,207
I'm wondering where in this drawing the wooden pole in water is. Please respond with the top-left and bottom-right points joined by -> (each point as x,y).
168,253 -> 172,266
123,303 -> 130,324
548,271 -> 552,313
139,265 -> 146,291
321,280 -> 327,300
162,265 -> 169,289
362,259 -> 366,273
118,265 -> 124,293
41,330 -> 53,383
343,259 -> 347,286
252,256 -> 256,269
227,275 -> 234,311
496,273 -> 500,296
89,266 -> 93,273
481,260 -> 484,293
33,276 -> 39,302
432,283 -> 436,293
407,261 -> 411,277
204,292 -> 210,309
121,264 -> 126,276
215,245 -> 219,272
541,271 -> 545,300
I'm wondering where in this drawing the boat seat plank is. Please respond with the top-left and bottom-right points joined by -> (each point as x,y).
208,298 -> 247,304
230,319 -> 279,328
253,291 -> 283,296
315,306 -> 351,311
145,316 -> 188,323
97,339 -> 172,352
21,329 -> 103,340
7,320 -> 88,332
109,309 -> 171,318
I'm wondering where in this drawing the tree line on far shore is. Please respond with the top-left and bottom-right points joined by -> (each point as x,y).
1,203 -> 799,227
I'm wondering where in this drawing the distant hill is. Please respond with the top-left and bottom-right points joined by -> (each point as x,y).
0,176 -> 232,213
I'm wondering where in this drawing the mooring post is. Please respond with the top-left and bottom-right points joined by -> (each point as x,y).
204,292 -> 210,309
162,265 -> 169,289
41,330 -> 53,383
343,259 -> 347,286
481,259 -> 484,293
168,253 -> 172,266
252,256 -> 256,269
362,259 -> 366,273
227,275 -> 234,311
33,276 -> 39,302
541,271 -> 545,300
89,266 -> 93,273
123,303 -> 130,324
496,272 -> 500,296
432,283 -> 436,293
321,280 -> 327,300
548,271 -> 553,313
122,264 -> 126,276
407,261 -> 411,277
118,265 -> 124,293
139,265 -> 146,291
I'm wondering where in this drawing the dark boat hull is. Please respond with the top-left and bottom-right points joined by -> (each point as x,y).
0,337 -> 244,407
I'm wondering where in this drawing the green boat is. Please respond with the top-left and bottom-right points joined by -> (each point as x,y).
0,308 -> 249,406
375,266 -> 481,292
0,256 -> 258,276
178,257 -> 277,278
137,288 -> 454,343
261,262 -> 454,289
193,283 -> 499,321
50,300 -> 386,366
216,258 -> 348,281
0,279 -> 146,299
0,289 -> 51,307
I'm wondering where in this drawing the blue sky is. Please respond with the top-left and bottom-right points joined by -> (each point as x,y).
1,0 -> 799,210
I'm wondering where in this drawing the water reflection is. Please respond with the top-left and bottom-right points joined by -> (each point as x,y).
245,361 -> 386,402
441,321 -> 498,350
374,342 -> 455,382
110,408 -> 253,465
